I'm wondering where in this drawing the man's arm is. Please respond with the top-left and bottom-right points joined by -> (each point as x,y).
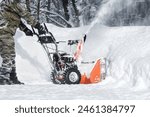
15,3 -> 38,27
15,3 -> 46,34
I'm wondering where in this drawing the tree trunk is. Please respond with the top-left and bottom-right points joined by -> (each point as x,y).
71,0 -> 80,26
37,0 -> 40,21
62,0 -> 69,21
47,0 -> 51,22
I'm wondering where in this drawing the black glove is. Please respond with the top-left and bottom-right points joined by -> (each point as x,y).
24,27 -> 33,36
19,21 -> 33,36
35,22 -> 46,35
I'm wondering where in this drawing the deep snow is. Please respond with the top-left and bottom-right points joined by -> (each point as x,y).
1,23 -> 150,100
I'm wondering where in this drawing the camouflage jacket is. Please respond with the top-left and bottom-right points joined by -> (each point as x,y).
0,1 -> 37,36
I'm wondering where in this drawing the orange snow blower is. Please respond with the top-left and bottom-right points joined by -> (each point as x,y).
33,23 -> 106,85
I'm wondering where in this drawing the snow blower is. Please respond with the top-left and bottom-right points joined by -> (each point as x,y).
32,24 -> 106,84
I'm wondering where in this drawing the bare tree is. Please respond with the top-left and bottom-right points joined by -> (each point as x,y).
62,0 -> 69,21
27,0 -> 102,27
37,0 -> 41,21
71,0 -> 79,26
46,0 -> 51,22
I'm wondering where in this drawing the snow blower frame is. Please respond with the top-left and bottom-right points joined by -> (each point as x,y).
32,24 -> 106,85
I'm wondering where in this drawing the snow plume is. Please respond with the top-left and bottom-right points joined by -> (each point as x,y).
86,0 -> 132,33
86,0 -> 147,33
97,0 -> 133,23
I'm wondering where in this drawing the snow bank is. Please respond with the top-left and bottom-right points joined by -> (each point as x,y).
84,25 -> 150,89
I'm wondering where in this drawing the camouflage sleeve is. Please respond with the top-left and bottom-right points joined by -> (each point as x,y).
15,3 -> 38,27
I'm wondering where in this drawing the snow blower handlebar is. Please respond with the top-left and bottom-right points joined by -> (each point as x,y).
31,23 -> 56,43
31,26 -> 37,36
43,23 -> 56,42
31,24 -> 59,52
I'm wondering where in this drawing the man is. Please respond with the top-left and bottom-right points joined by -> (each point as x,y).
0,0 -> 45,85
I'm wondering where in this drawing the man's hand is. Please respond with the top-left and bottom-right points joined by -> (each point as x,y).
19,21 -> 33,36
24,28 -> 33,36
35,22 -> 46,35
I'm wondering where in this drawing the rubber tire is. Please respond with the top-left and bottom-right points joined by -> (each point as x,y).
63,67 -> 81,84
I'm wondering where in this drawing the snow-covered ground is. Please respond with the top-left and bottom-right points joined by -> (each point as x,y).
1,23 -> 150,100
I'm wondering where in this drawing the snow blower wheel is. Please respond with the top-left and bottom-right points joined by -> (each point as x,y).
63,67 -> 81,84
